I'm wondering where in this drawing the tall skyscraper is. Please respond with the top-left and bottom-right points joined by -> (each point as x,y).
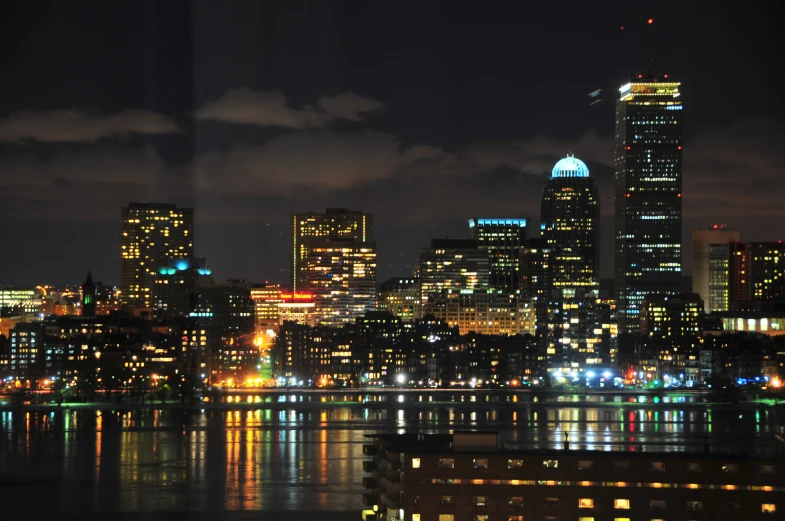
614,76 -> 683,332
120,202 -> 194,310
541,155 -> 600,288
308,238 -> 377,326
291,208 -> 373,292
419,239 -> 489,306
692,225 -> 740,312
468,218 -> 527,294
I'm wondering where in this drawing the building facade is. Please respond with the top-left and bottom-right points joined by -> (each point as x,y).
120,202 -> 194,310
291,208 -> 373,292
614,77 -> 683,333
308,238 -> 377,327
468,218 -> 527,295
378,278 -> 420,322
692,225 -> 741,312
422,289 -> 535,336
419,239 -> 490,307
362,432 -> 784,521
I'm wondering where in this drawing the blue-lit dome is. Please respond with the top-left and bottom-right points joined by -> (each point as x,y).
551,154 -> 589,178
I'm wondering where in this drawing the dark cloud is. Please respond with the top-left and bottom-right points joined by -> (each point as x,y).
195,88 -> 384,128
0,109 -> 181,143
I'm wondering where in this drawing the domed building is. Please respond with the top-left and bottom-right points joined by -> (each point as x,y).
541,154 -> 600,287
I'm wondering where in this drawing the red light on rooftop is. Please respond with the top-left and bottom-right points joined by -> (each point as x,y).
620,26 -> 625,30
664,74 -> 669,78
677,193 -> 682,198
648,18 -> 654,24
638,74 -> 643,78
678,146 -> 682,150
625,193 -> 631,198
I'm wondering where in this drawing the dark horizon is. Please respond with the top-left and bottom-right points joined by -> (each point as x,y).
1,1 -> 783,287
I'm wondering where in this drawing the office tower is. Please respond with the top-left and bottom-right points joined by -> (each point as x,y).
614,76 -> 683,333
708,243 -> 733,312
250,285 -> 285,331
419,239 -> 489,306
9,323 -> 44,382
308,238 -> 377,326
120,202 -> 194,310
692,225 -> 740,312
468,218 -> 527,294
541,155 -> 600,288
378,278 -> 420,322
291,208 -> 373,292
81,272 -> 96,317
153,257 -> 212,317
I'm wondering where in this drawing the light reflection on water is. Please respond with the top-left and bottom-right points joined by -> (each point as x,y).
0,402 -> 781,518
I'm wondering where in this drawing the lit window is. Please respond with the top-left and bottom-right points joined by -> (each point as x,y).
650,461 -> 665,472
439,458 -> 455,469
412,458 -> 421,469
579,498 -> 594,508
508,459 -> 523,469
614,518 -> 631,521
722,463 -> 739,473
474,496 -> 488,507
474,516 -> 489,521
508,517 -> 524,521
762,504 -> 777,514
439,515 -> 455,521
578,460 -> 594,470
474,458 -> 489,469
508,497 -> 523,507
578,518 -> 595,521
412,515 -> 421,521
543,459 -> 559,469
440,496 -> 454,505
614,499 -> 631,509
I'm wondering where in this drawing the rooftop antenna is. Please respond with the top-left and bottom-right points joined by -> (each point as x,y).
647,17 -> 655,76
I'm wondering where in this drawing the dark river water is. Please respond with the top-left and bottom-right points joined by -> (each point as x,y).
0,392 -> 783,520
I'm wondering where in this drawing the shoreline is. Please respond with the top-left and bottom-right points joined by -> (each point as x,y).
1,398 -> 782,411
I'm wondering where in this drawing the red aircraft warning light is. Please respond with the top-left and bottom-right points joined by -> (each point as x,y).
648,18 -> 654,24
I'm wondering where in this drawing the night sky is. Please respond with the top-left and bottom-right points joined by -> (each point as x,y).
1,1 -> 782,287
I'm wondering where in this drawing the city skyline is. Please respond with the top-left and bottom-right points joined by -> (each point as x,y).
0,3 -> 783,286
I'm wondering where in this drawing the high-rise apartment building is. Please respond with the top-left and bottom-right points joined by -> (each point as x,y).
692,225 -> 740,312
728,242 -> 785,304
291,208 -> 373,292
419,239 -> 490,306
308,238 -> 377,326
468,218 -> 527,294
614,76 -> 683,333
120,202 -> 194,310
541,155 -> 600,289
